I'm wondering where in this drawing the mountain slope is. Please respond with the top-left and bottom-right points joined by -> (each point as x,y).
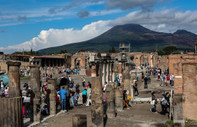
38,24 -> 197,55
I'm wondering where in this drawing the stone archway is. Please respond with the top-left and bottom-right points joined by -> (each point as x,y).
74,57 -> 82,69
140,55 -> 148,66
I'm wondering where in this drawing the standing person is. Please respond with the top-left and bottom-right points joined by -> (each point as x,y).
151,92 -> 157,112
102,90 -> 107,114
166,75 -> 170,86
82,77 -> 85,87
82,89 -> 87,104
59,87 -> 67,111
86,86 -> 92,106
141,72 -> 144,82
133,80 -> 139,96
144,76 -> 148,89
0,81 -> 4,89
103,82 -> 107,91
4,87 -> 8,97
170,74 -> 174,86
74,89 -> 80,106
160,94 -> 169,115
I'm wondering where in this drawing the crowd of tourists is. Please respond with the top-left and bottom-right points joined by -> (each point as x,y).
0,80 -> 9,97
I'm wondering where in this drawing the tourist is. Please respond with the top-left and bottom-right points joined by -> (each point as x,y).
82,88 -> 87,104
170,74 -> 174,86
74,88 -> 80,106
115,75 -> 120,86
86,85 -> 92,106
70,90 -> 75,105
103,82 -> 107,91
133,80 -> 139,96
4,87 -> 8,97
88,81 -> 92,88
144,76 -> 148,89
150,91 -> 157,112
102,90 -> 107,114
59,87 -> 67,111
166,75 -> 170,86
81,76 -> 85,87
0,80 -> 4,89
160,94 -> 169,115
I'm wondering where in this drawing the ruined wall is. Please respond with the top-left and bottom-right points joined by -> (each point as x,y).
173,55 -> 197,121
182,63 -> 197,120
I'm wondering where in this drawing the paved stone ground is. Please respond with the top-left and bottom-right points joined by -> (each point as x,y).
31,75 -> 172,127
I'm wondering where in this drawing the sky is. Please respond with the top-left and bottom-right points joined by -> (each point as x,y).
0,0 -> 197,53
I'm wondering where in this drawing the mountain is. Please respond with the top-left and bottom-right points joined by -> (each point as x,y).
38,24 -> 197,55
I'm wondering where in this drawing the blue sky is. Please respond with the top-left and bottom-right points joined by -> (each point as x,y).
0,0 -> 197,53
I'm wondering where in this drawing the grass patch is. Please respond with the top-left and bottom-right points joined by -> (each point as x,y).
20,76 -> 31,80
165,120 -> 173,127
185,120 -> 197,127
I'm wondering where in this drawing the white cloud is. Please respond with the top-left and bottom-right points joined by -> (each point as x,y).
1,9 -> 197,54
0,20 -> 111,53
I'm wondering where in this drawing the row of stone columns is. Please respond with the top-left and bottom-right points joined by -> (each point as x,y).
100,62 -> 114,85
6,61 -> 58,125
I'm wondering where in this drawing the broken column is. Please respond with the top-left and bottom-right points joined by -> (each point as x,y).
6,61 -> 21,97
115,86 -> 123,112
30,65 -> 41,123
72,114 -> 87,127
91,77 -> 103,127
48,79 -> 56,116
106,83 -> 116,118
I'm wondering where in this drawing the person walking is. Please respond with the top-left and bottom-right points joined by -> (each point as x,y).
59,87 -> 67,111
133,80 -> 139,96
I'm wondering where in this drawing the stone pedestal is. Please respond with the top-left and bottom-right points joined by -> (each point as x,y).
106,84 -> 116,118
30,65 -> 41,123
72,114 -> 87,127
91,77 -> 103,127
48,79 -> 56,115
115,87 -> 123,112
6,61 -> 21,97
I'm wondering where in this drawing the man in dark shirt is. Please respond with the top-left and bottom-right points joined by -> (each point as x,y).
144,76 -> 148,89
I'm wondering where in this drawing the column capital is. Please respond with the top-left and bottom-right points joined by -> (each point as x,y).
6,61 -> 21,66
29,65 -> 40,68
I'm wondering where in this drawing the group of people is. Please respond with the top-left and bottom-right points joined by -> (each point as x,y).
151,91 -> 170,115
0,80 -> 8,97
57,76 -> 92,112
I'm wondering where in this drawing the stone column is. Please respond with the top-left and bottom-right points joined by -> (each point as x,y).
106,84 -> 116,118
118,62 -> 122,83
109,63 -> 112,82
102,63 -> 105,85
6,61 -> 21,97
48,79 -> 56,116
106,63 -> 109,83
130,72 -> 135,99
72,114 -> 87,127
115,86 -> 123,112
91,77 -> 103,127
30,65 -> 41,123
104,63 -> 106,84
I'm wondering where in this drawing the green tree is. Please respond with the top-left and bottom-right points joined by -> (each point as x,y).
109,46 -> 116,53
157,50 -> 165,55
163,46 -> 177,55
60,49 -> 67,54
